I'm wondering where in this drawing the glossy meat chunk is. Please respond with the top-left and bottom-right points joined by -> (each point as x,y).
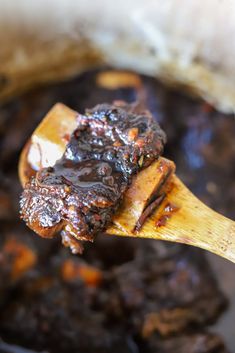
20,102 -> 166,252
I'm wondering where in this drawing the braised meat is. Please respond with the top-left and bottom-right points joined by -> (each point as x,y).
20,102 -> 166,253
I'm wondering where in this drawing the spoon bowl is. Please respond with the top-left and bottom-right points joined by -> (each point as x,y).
19,103 -> 235,262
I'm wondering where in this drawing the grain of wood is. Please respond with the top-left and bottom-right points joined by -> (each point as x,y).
107,175 -> 235,263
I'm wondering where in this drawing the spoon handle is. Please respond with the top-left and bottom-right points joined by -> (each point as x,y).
18,103 -> 235,263
108,175 -> 235,263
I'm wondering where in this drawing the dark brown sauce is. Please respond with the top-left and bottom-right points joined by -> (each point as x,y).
20,102 -> 166,252
155,202 -> 180,227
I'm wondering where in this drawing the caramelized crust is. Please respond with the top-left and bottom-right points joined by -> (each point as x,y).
20,102 -> 166,252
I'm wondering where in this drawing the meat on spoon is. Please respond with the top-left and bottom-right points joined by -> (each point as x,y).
19,103 -> 235,263
20,102 -> 167,253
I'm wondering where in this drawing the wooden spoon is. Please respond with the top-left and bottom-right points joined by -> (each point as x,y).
19,103 -> 235,263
